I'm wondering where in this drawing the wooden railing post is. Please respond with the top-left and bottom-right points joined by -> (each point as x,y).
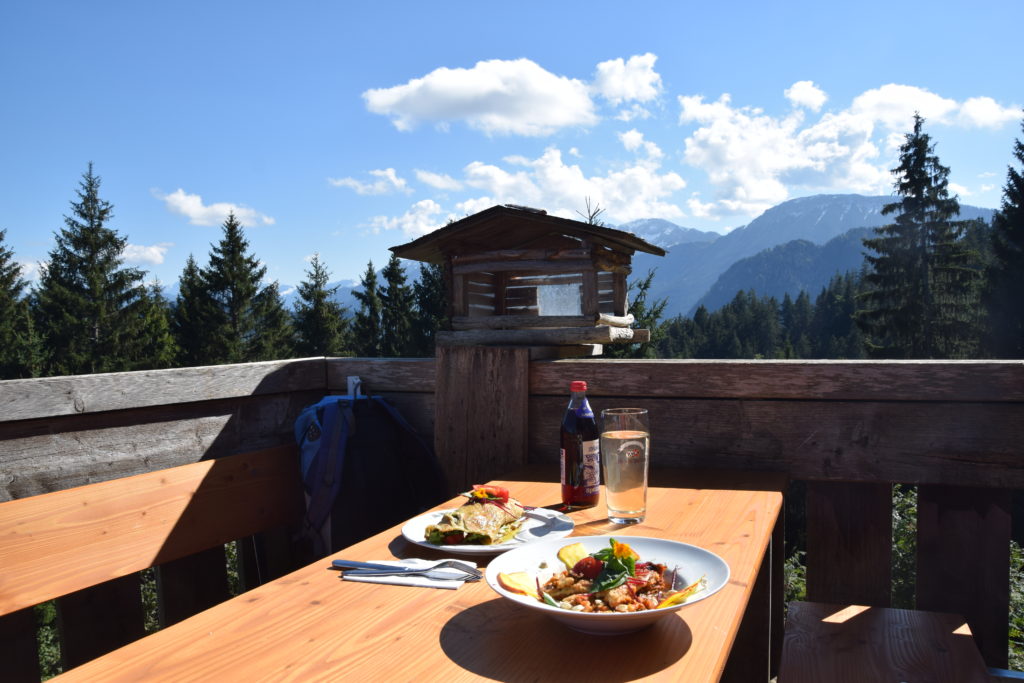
434,345 -> 530,493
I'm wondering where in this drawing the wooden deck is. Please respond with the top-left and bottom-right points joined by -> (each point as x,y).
1,355 -> 1022,679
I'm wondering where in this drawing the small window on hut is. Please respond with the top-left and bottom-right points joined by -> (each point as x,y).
537,283 -> 582,316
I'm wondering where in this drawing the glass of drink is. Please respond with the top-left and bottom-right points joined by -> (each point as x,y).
600,408 -> 650,525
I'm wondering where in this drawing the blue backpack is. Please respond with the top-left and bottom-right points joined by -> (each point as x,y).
294,394 -> 447,557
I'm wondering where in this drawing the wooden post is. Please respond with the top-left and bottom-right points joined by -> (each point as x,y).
805,481 -> 892,606
434,345 -> 530,493
917,484 -> 1010,668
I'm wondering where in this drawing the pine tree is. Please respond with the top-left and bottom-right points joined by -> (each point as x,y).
350,261 -> 383,357
983,115 -> 1024,357
33,164 -> 152,375
411,262 -> 447,357
293,253 -> 348,357
857,114 -> 980,359
380,254 -> 415,357
132,282 -> 178,369
200,213 -> 293,363
250,282 -> 294,361
172,255 -> 213,366
0,229 -> 38,378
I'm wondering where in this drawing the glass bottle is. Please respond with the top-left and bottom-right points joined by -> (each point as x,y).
560,380 -> 600,508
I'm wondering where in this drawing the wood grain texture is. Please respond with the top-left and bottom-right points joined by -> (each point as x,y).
53,480 -> 782,682
0,445 -> 302,616
779,601 -> 989,683
529,358 -> 1024,401
527,396 -> 1024,488
325,357 -> 436,393
805,482 -> 892,606
438,325 -> 637,346
0,391 -> 321,500
917,484 -> 1011,669
433,346 -> 529,493
0,358 -> 326,421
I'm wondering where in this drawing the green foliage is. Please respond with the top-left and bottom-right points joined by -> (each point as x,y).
380,254 -> 415,357
350,260 -> 383,357
198,213 -> 294,363
293,253 -> 349,357
131,283 -> 178,370
784,550 -> 807,603
0,228 -> 41,378
1011,540 -> 1024,670
411,262 -> 447,356
857,114 -> 982,359
35,600 -> 61,680
33,164 -> 155,375
171,255 -> 212,366
891,484 -> 917,609
983,115 -> 1024,358
604,269 -> 668,359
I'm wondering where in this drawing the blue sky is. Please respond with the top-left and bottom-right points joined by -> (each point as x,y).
2,1 -> 1021,293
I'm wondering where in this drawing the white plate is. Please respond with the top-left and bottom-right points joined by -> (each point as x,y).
485,535 -> 730,635
401,507 -> 574,555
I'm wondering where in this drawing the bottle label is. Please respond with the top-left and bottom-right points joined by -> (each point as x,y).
575,398 -> 595,419
581,438 -> 600,492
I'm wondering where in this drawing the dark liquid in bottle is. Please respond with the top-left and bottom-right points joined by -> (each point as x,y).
561,400 -> 601,508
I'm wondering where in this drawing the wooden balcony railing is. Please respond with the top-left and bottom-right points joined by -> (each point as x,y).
1,354 -> 1022,679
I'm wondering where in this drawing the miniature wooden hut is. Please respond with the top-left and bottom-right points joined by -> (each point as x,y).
389,204 -> 665,354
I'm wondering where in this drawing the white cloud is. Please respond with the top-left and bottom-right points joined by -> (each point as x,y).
414,169 -> 463,191
18,261 -> 41,282
615,103 -> 653,122
948,182 -> 971,197
619,129 -> 663,160
958,96 -> 1021,128
328,168 -> 411,195
785,80 -> 828,111
156,189 -> 275,227
592,53 -> 663,106
123,242 -> 173,265
676,83 -> 1017,219
363,58 -> 597,136
368,199 -> 447,237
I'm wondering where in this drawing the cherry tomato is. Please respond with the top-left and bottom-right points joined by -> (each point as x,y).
443,532 -> 464,544
572,556 -> 604,579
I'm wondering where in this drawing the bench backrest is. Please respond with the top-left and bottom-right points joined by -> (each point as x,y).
0,445 -> 304,679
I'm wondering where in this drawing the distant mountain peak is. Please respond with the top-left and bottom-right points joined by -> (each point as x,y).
614,218 -> 720,249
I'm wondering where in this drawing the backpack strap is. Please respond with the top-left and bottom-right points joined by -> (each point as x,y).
296,396 -> 354,557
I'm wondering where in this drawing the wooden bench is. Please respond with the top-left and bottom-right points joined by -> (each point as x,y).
0,445 -> 305,682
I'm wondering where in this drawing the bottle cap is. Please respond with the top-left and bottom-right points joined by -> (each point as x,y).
570,380 -> 587,392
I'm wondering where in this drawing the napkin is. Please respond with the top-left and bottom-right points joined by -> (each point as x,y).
339,558 -> 479,590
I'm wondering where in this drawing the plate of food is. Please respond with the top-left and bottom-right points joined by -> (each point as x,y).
486,536 -> 730,634
401,485 -> 574,555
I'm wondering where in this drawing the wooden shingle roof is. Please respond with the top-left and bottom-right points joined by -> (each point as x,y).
389,204 -> 666,264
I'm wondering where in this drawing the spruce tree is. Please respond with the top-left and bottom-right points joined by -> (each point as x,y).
0,229 -> 38,378
250,282 -> 294,361
982,115 -> 1024,357
350,261 -> 383,357
380,254 -> 415,357
200,213 -> 292,363
293,253 -> 348,357
34,164 -> 151,375
132,282 -> 178,369
411,262 -> 447,356
857,114 -> 980,359
172,255 -> 213,366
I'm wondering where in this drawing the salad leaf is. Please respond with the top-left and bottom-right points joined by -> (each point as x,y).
590,538 -> 638,592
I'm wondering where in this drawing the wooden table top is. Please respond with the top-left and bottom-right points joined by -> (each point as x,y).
55,477 -> 782,682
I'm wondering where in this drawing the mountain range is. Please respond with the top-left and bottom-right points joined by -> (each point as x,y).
626,194 -> 995,317
241,193 -> 995,321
